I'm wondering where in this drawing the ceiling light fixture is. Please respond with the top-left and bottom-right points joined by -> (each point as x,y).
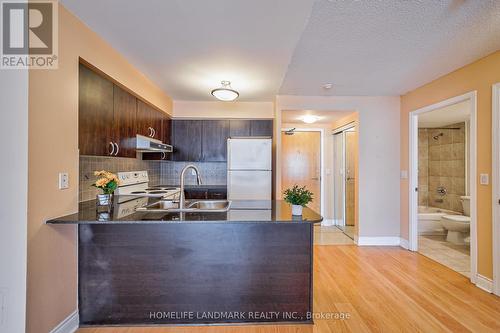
211,80 -> 239,101
322,83 -> 333,90
301,115 -> 320,124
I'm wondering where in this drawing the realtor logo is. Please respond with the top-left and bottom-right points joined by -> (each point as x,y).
1,0 -> 58,69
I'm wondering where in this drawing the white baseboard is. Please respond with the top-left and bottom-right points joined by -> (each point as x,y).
399,238 -> 409,249
50,310 -> 78,333
475,274 -> 493,293
356,237 -> 401,246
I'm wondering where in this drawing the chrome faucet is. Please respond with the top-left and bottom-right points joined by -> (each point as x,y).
179,164 -> 203,209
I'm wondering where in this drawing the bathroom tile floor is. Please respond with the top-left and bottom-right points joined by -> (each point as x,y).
314,225 -> 355,245
418,235 -> 470,277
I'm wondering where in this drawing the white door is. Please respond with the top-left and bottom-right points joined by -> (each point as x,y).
227,170 -> 272,200
228,138 -> 271,170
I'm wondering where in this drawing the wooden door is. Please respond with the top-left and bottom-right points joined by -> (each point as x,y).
345,131 -> 356,226
112,85 -> 137,158
78,64 -> 114,156
281,131 -> 321,213
202,120 -> 229,161
172,120 -> 202,161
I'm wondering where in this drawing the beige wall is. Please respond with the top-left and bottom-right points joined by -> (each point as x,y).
27,4 -> 172,332
400,51 -> 500,279
173,100 -> 274,118
276,96 -> 400,239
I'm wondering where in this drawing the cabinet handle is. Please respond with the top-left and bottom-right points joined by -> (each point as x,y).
161,152 -> 166,159
114,142 -> 119,156
148,127 -> 153,137
152,128 -> 156,137
109,142 -> 115,155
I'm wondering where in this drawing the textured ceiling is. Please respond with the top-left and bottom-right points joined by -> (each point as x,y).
62,0 -> 500,100
280,0 -> 500,96
61,0 -> 314,101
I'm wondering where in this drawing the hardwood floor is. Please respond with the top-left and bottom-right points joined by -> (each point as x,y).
78,246 -> 500,333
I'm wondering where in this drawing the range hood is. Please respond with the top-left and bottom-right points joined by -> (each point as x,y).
136,135 -> 172,153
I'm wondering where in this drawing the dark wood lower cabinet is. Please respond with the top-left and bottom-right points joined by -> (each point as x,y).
78,223 -> 312,325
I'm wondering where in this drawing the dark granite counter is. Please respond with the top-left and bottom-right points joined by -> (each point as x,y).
46,197 -> 322,224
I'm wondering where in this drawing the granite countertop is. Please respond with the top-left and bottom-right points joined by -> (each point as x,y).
46,197 -> 322,225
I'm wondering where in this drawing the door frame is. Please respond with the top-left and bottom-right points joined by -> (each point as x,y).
492,83 -> 500,295
408,91 -> 477,283
280,128 -> 325,217
332,122 -> 356,227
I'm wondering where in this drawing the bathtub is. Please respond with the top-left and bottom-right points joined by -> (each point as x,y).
418,206 -> 459,235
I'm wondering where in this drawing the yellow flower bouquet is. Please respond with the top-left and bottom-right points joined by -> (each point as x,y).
92,170 -> 120,195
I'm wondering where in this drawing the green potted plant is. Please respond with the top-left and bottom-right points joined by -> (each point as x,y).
92,170 -> 119,211
283,185 -> 313,216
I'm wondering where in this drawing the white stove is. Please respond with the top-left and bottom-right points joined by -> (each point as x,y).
115,171 -> 180,202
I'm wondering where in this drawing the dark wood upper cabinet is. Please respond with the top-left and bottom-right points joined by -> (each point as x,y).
250,120 -> 273,137
202,120 -> 229,162
79,64 -> 114,156
229,120 -> 251,137
161,117 -> 172,145
142,115 -> 172,161
172,120 -> 202,161
112,85 -> 137,158
137,100 -> 162,140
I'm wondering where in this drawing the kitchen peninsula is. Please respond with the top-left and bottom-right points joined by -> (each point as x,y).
47,198 -> 321,326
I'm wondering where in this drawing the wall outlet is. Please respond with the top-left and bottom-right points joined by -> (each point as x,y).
480,173 -> 489,185
59,172 -> 69,189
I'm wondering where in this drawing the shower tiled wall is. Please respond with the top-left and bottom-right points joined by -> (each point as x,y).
79,156 -> 227,202
79,155 -> 161,202
418,122 -> 466,212
418,129 -> 429,206
160,162 -> 227,186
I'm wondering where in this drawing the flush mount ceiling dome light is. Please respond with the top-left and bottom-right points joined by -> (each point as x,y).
211,80 -> 239,101
301,115 -> 320,124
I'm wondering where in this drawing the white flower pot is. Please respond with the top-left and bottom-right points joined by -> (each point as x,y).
291,204 -> 303,216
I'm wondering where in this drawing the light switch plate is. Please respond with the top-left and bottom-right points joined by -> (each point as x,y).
59,172 -> 69,189
480,173 -> 489,185
400,170 -> 408,179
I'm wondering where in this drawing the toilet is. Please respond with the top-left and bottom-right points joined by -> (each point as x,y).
441,196 -> 470,245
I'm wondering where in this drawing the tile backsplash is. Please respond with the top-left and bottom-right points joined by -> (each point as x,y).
160,161 -> 227,186
79,156 -> 227,202
79,155 -> 161,202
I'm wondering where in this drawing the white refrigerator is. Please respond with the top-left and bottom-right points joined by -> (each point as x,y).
227,138 -> 272,204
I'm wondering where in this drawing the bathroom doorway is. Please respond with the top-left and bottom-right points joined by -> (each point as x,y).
333,124 -> 357,239
409,92 -> 477,281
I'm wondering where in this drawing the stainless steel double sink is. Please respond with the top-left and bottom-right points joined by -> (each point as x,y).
136,200 -> 232,213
